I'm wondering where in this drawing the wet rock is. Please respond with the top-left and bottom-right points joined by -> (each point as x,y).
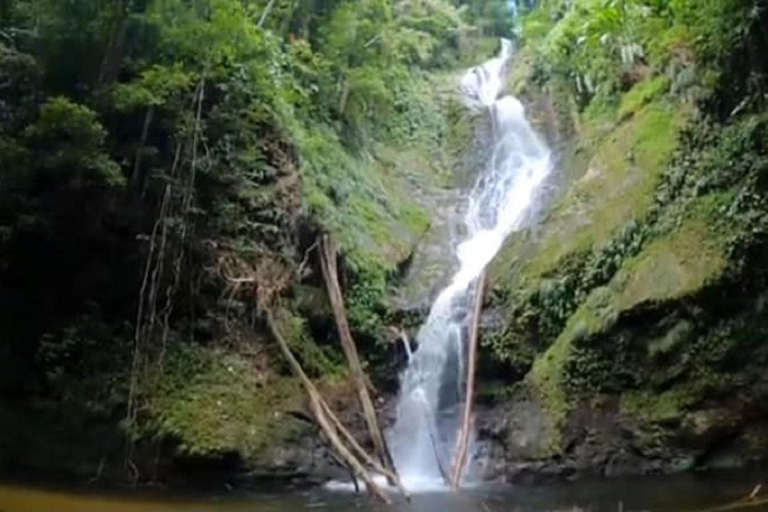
468,381 -> 768,486
680,408 -> 740,444
389,187 -> 463,316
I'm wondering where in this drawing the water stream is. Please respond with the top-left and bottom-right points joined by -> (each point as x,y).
388,39 -> 552,490
5,471 -> 768,511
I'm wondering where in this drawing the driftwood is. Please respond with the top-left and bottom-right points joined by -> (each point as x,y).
703,497 -> 768,511
265,310 -> 391,503
450,272 -> 486,489
698,484 -> 768,512
318,235 -> 398,480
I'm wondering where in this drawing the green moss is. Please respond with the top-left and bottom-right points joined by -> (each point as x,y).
523,199 -> 728,436
508,46 -> 537,96
619,369 -> 738,430
523,194 -> 733,433
621,388 -> 692,424
525,284 -> 614,448
520,101 -> 689,280
569,287 -> 618,337
279,309 -> 345,378
296,65 -> 460,277
143,343 -> 306,462
648,319 -> 693,358
580,105 -> 683,246
582,96 -> 619,128
295,69 -> 462,342
528,332 -> 571,455
298,123 -> 431,273
345,259 -> 388,337
488,103 -> 737,386
614,214 -> 727,310
617,77 -> 671,121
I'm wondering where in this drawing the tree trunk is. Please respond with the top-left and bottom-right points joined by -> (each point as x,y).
319,399 -> 409,499
264,311 -> 391,504
130,105 -> 155,196
450,272 -> 485,489
98,1 -> 130,85
257,0 -> 277,28
317,235 -> 397,480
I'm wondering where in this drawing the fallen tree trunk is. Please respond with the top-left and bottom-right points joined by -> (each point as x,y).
319,399 -> 409,499
318,234 -> 398,479
265,310 -> 391,504
450,272 -> 486,489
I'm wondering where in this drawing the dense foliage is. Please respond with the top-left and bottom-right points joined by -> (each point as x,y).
0,0 -> 515,474
519,0 -> 767,111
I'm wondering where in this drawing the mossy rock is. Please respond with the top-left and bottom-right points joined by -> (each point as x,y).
142,343 -> 309,466
620,388 -> 695,425
482,0 -> 768,478
491,98 -> 691,308
528,101 -> 690,278
527,210 -> 728,453
488,96 -> 695,393
612,216 -> 727,310
299,70 -> 461,276
527,332 -> 572,453
300,127 -> 431,270
617,76 -> 671,121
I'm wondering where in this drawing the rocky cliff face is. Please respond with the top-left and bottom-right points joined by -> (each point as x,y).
465,37 -> 768,483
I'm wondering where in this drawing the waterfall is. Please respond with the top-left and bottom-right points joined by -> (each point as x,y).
388,39 -> 553,490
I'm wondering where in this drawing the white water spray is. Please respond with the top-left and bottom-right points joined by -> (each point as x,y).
388,39 -> 553,491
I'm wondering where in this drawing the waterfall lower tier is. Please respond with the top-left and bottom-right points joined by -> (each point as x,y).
388,38 -> 553,491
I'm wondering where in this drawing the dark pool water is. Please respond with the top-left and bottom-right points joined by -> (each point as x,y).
4,470 -> 768,511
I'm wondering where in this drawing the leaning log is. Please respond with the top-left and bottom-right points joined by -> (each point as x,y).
318,235 -> 398,479
450,272 -> 486,489
319,399 -> 410,499
265,311 -> 391,503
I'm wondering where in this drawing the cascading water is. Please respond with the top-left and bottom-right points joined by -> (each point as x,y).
388,39 -> 553,490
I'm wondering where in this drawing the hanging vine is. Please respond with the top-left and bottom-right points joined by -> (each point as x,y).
124,78 -> 207,474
